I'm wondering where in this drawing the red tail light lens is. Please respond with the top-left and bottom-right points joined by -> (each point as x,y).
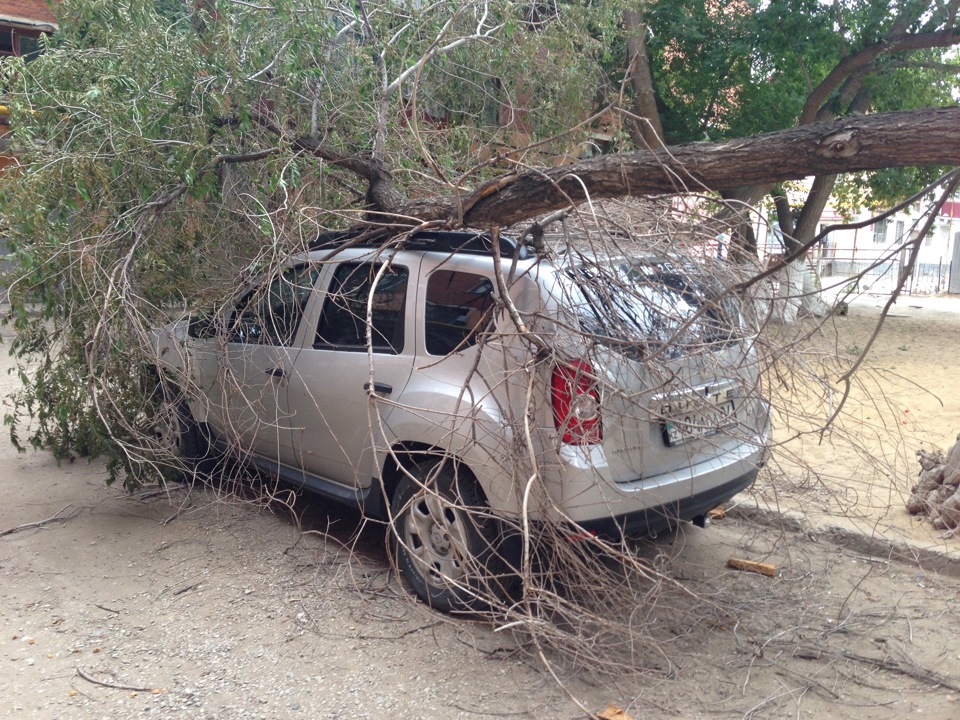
552,360 -> 602,445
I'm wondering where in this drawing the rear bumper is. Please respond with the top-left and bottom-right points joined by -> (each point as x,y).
576,467 -> 758,539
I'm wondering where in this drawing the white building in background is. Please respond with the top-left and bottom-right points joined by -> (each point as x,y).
755,200 -> 960,296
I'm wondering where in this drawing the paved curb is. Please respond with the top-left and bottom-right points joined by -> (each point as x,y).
726,496 -> 960,579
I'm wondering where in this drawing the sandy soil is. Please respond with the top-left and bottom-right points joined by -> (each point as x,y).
754,293 -> 960,553
3,297 -> 960,719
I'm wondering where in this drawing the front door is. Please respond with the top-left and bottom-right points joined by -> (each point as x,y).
220,264 -> 319,464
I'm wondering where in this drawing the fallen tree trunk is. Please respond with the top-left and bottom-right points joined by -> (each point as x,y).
384,107 -> 960,228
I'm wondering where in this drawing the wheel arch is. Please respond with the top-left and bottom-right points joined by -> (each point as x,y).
379,441 -> 515,517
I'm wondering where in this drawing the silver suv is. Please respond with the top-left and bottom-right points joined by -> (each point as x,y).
152,229 -> 771,610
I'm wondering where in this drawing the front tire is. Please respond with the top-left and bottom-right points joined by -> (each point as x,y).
150,383 -> 207,481
390,458 -> 519,612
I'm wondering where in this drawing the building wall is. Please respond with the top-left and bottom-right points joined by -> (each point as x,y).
754,203 -> 957,295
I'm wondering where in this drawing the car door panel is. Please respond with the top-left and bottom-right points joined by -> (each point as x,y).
217,264 -> 319,465
287,257 -> 418,487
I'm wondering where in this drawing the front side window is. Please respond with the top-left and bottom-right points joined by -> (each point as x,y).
315,263 -> 408,354
229,264 -> 320,346
424,270 -> 496,355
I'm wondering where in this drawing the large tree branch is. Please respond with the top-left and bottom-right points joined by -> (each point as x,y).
793,88 -> 873,246
800,28 -> 960,124
259,107 -> 960,232
444,107 -> 960,228
291,132 -> 379,180
255,108 -> 381,182
144,147 -> 280,212
254,106 -> 407,214
292,133 -> 407,212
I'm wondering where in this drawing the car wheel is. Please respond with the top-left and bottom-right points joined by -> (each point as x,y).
390,458 -> 520,612
150,383 -> 206,479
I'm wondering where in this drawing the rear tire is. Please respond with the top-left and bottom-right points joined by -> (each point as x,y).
390,458 -> 520,612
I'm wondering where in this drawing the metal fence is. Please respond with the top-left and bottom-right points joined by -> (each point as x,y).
819,256 -> 951,295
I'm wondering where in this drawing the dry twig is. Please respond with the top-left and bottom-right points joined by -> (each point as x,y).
793,643 -> 960,692
0,505 -> 78,538
76,667 -> 157,693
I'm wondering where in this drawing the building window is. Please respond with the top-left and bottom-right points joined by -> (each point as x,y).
0,27 -> 44,60
895,220 -> 905,242
18,34 -> 41,59
872,220 -> 888,244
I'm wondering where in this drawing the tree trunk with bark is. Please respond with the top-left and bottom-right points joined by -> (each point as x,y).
623,6 -> 663,148
374,107 -> 960,229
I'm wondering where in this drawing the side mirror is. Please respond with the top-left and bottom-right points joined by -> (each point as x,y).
187,313 -> 219,339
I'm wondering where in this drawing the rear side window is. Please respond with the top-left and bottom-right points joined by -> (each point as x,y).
315,263 -> 408,353
424,270 -> 496,355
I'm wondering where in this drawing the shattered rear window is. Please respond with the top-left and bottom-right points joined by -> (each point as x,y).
565,259 -> 741,358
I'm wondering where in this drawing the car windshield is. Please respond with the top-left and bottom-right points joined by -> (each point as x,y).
565,258 -> 740,358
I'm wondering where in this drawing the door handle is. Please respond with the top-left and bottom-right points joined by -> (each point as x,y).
363,382 -> 393,395
265,367 -> 286,379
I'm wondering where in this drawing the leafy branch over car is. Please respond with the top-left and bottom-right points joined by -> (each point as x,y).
2,0 -> 959,621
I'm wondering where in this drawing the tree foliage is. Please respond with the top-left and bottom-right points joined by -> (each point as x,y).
1,0 -> 958,483
622,0 -> 960,257
0,0 -> 615,481
636,0 -> 959,141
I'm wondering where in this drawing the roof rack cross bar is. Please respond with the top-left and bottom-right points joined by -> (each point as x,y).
309,229 -> 531,260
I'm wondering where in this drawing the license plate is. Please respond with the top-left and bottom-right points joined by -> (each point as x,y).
660,385 -> 737,447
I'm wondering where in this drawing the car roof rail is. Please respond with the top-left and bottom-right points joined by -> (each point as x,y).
309,228 -> 532,260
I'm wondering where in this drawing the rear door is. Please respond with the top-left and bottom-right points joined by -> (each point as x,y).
286,255 -> 419,487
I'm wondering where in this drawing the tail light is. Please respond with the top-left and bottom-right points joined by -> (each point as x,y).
552,360 -> 602,445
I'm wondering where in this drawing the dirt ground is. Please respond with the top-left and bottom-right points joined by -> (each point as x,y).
3,296 -> 960,719
755,293 -> 960,553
